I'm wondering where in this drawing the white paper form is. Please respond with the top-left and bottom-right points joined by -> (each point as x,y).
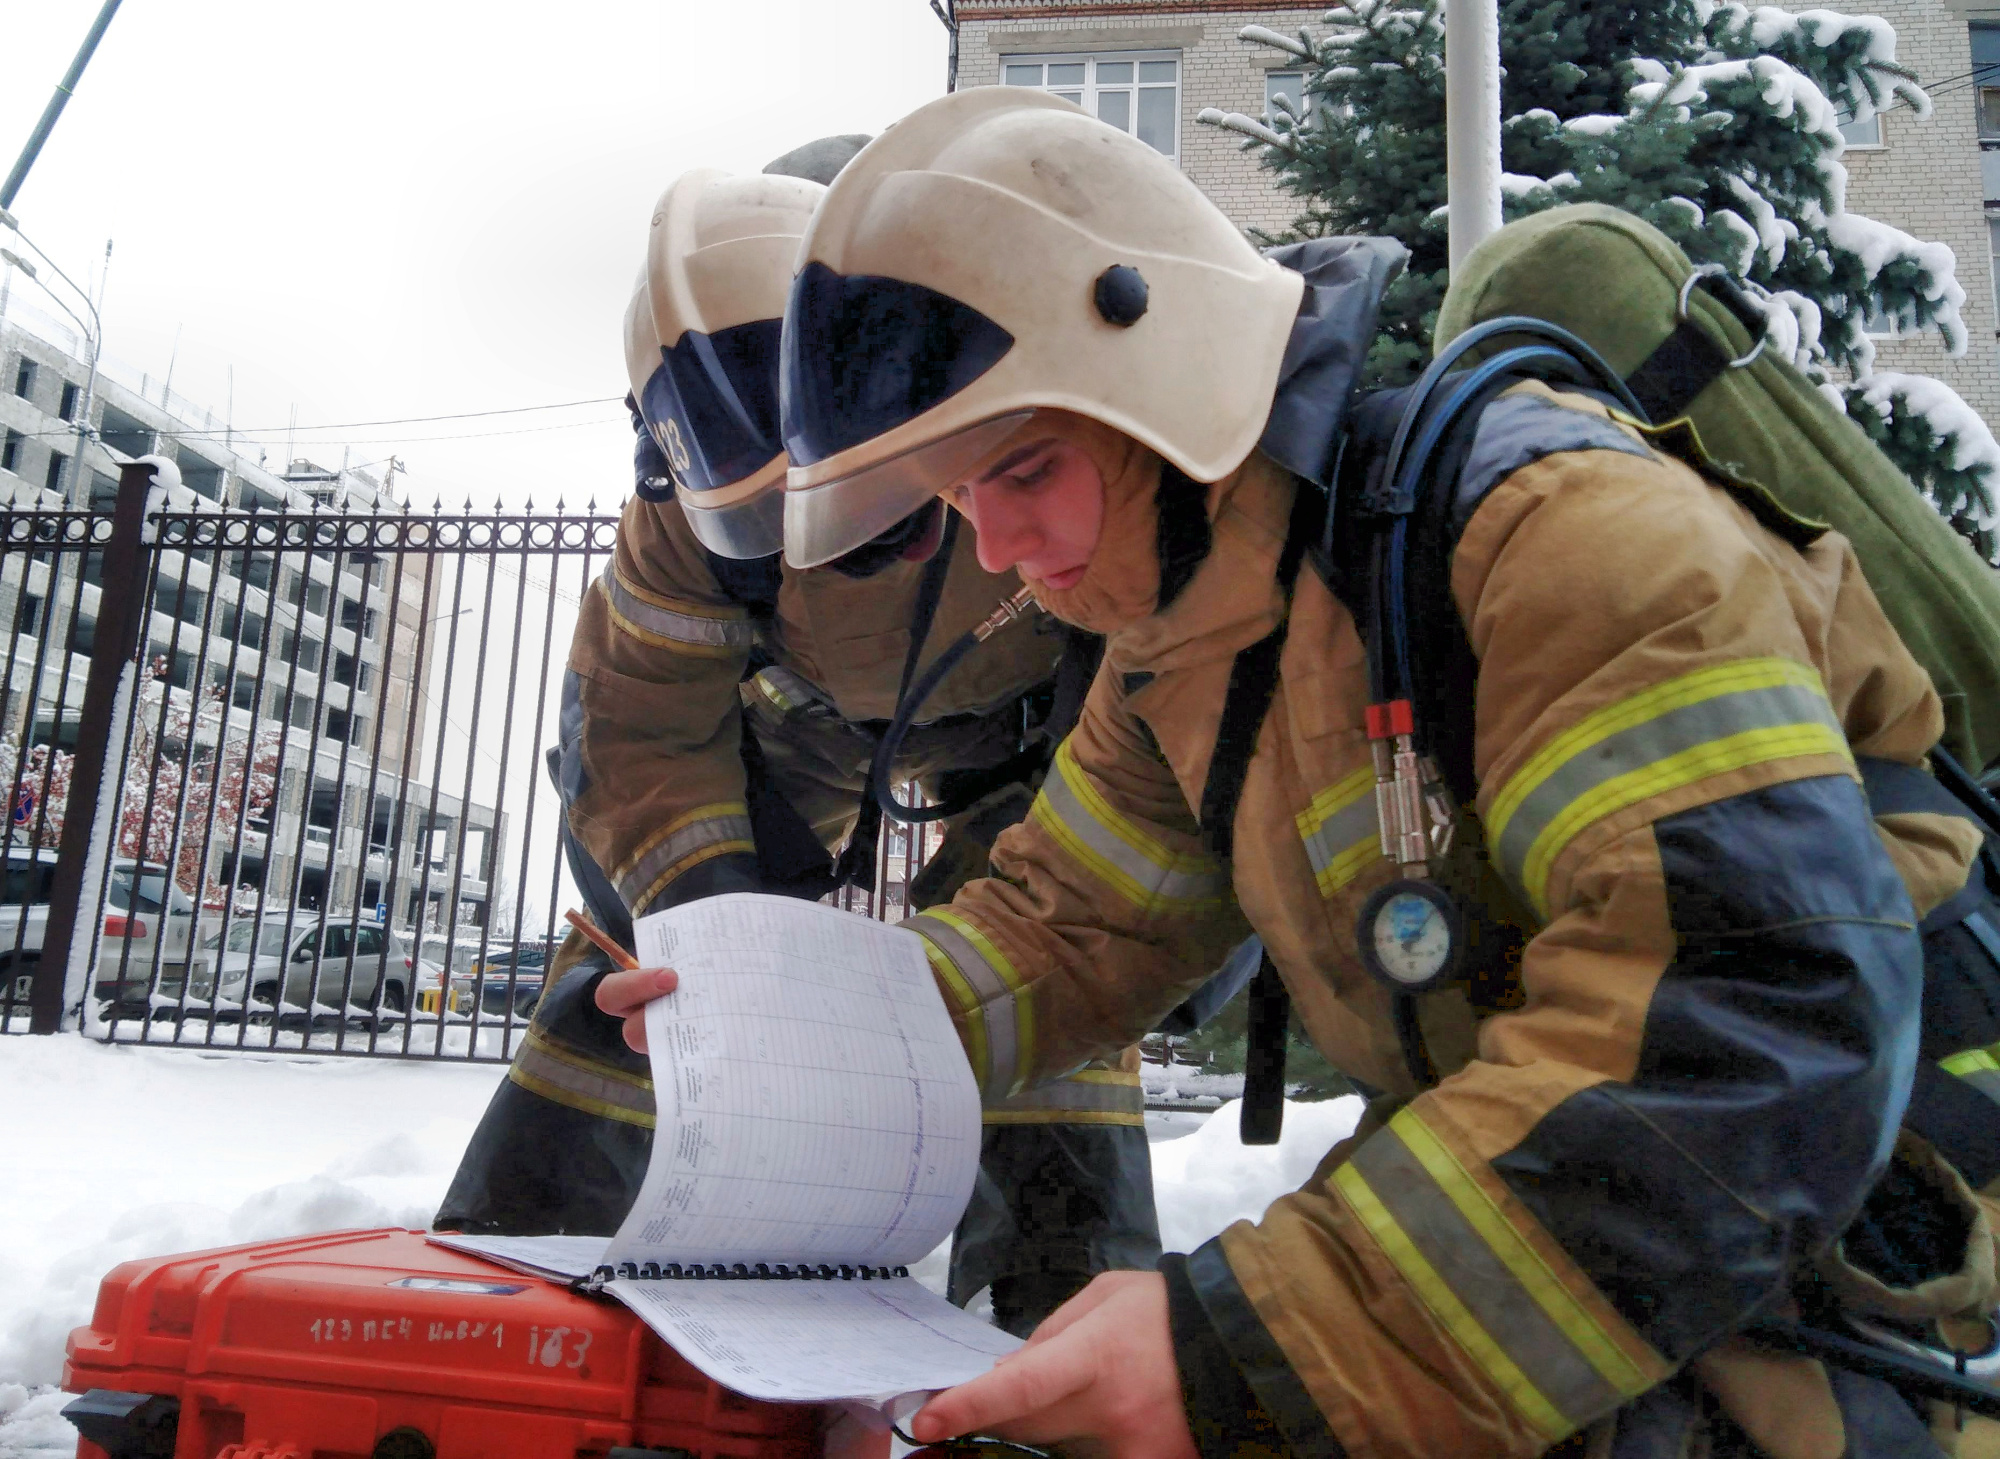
608,1275 -> 1020,1403
425,1232 -> 608,1280
616,894 -> 981,1271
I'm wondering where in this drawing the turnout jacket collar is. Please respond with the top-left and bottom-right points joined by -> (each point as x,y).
1259,235 -> 1408,489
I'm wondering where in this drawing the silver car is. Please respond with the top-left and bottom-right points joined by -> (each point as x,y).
0,851 -> 197,1014
195,917 -> 430,1023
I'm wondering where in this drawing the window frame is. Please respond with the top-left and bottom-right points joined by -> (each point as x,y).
1989,212 -> 2000,338
1000,49 -> 1182,163
1835,108 -> 1884,151
1266,69 -> 1311,128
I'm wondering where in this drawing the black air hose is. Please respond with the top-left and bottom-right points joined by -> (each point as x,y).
870,588 -> 1040,825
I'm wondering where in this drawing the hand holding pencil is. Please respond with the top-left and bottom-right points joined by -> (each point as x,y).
569,907 -> 678,1054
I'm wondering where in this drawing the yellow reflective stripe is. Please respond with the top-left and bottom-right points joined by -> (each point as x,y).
909,909 -> 1034,1100
1389,1111 -> 1653,1400
1030,739 -> 1225,914
1942,1040 -> 2000,1107
1486,657 -> 1849,918
981,1108 -> 1146,1126
1336,1108 -> 1668,1441
751,666 -> 825,715
920,936 -> 990,1094
981,1067 -> 1146,1126
1296,765 -> 1380,897
615,803 -> 756,915
600,562 -> 754,659
1942,1046 -> 2000,1077
1332,1161 -> 1573,1443
508,1026 -> 656,1128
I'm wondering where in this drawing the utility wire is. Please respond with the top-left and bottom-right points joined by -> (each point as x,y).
161,396 -> 622,439
16,414 -> 623,448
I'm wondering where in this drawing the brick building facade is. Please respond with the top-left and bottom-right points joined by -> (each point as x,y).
954,1 -> 1324,235
952,0 -> 2000,435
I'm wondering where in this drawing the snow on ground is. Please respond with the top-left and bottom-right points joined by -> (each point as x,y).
0,1035 -> 1360,1457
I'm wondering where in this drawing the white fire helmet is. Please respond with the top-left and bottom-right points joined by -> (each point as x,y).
779,86 -> 1306,569
625,168 -> 824,559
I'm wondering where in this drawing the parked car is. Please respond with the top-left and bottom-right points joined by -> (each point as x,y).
0,849 -> 197,1014
455,958 -> 549,1020
188,916 -> 437,1024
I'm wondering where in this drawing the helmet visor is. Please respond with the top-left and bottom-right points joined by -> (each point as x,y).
680,457 -> 787,560
784,411 -> 1033,569
640,315 -> 784,495
781,261 -> 1015,467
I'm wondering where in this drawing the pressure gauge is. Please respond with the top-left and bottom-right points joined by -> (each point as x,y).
1358,879 -> 1463,994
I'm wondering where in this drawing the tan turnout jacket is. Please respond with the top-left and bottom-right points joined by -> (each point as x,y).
909,387 -> 1995,1457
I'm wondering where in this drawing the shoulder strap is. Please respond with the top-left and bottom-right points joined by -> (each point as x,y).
835,511 -> 962,891
1196,480 -> 1325,862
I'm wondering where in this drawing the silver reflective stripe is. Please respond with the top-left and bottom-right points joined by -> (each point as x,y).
616,805 -> 757,914
983,1067 -> 1145,1125
1347,1121 -> 1638,1436
1297,766 -> 1380,897
911,912 -> 1023,1102
600,561 -> 756,654
509,1026 -> 656,1127
1032,741 -> 1224,913
1488,660 -> 1847,915
749,665 -> 835,716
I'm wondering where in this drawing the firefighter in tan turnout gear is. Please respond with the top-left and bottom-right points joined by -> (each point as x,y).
592,92 -> 2000,1459
437,154 -> 1164,1337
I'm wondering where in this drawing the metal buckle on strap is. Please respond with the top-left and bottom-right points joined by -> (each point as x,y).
1846,1313 -> 2000,1387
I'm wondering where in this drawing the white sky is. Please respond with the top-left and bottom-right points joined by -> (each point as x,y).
0,0 -> 951,509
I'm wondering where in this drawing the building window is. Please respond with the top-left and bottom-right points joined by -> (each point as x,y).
1,429 -> 20,473
12,359 -> 35,400
1836,109 -> 1882,149
1266,70 -> 1309,126
1003,52 -> 1180,160
1860,303 -> 1904,338
89,473 -> 117,509
58,381 -> 81,421
44,452 -> 66,494
1990,215 -> 2000,329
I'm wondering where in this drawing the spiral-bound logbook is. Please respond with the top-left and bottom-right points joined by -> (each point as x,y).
432,894 -> 1019,1407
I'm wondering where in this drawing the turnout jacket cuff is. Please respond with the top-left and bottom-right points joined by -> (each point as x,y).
1161,1245 -> 1347,1459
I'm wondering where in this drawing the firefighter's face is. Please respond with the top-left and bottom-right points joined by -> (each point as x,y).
948,437 -> 1104,592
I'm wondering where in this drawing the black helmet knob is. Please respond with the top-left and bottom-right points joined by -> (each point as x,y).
1093,264 -> 1149,326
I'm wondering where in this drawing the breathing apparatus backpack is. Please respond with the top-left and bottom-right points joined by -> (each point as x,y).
1213,206 -> 2000,1167
1437,203 -> 2000,777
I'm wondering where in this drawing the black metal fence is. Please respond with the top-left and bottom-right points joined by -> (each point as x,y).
0,458 -> 944,1063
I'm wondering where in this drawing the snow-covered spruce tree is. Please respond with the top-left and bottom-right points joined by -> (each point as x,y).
1198,0 -> 2000,561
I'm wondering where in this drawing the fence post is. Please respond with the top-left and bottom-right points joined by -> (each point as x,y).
31,456 -> 167,1033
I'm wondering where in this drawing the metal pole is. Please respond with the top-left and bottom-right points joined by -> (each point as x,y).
1445,0 -> 1503,273
31,455 -> 160,1033
1,0 -> 127,210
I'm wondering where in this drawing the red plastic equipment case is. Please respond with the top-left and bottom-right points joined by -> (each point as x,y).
61,1227 -> 828,1459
